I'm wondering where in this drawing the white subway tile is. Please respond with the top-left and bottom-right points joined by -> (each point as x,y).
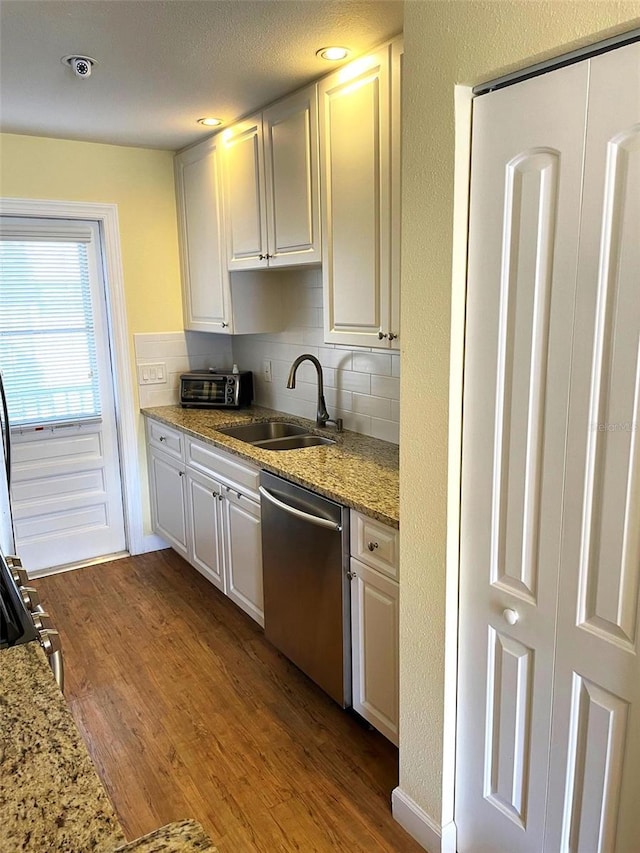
324,388 -> 352,410
337,410 -> 372,435
352,351 -> 392,376
352,393 -> 392,419
371,374 -> 400,400
370,417 -> 400,444
390,399 -> 400,422
318,347 -> 352,370
392,355 -> 401,378
336,370 -> 371,395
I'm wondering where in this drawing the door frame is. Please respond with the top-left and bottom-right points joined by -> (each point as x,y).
0,197 -> 144,557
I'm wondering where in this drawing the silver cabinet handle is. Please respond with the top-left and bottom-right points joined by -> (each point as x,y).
367,541 -> 379,551
378,331 -> 388,340
258,486 -> 342,532
388,332 -> 398,341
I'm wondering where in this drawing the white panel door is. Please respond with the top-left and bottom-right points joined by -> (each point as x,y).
175,136 -> 231,333
350,558 -> 399,745
185,468 -> 224,593
222,489 -> 263,626
5,220 -> 126,572
149,450 -> 187,558
544,42 -> 640,853
223,116 -> 269,270
319,44 -> 391,347
263,84 -> 320,267
456,61 -> 589,852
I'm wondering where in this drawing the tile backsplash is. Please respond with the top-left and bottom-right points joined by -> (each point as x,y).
134,269 -> 400,444
134,331 -> 232,408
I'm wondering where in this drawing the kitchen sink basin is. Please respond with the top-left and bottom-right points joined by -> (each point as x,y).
217,420 -> 336,450
217,421 -> 308,442
254,434 -> 336,450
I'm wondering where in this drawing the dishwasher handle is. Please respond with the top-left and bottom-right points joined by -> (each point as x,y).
258,486 -> 342,532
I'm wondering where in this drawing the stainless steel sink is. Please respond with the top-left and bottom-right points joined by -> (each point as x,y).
217,421 -> 308,442
254,434 -> 336,450
217,420 -> 336,450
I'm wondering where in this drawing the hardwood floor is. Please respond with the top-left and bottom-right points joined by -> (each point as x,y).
36,550 -> 422,852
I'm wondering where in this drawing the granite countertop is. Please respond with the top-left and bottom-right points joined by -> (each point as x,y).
0,642 -> 218,853
142,405 -> 400,527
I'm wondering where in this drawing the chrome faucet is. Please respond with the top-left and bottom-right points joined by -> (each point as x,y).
287,354 -> 343,432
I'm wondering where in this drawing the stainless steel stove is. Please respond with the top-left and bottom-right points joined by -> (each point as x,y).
0,549 -> 64,690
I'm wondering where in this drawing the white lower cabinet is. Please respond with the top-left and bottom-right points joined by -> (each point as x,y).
349,511 -> 399,745
146,420 -> 264,626
221,488 -> 263,625
148,449 -> 188,559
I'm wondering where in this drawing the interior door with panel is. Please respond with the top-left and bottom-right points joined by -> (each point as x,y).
456,62 -> 589,852
0,218 -> 126,572
544,42 -> 640,853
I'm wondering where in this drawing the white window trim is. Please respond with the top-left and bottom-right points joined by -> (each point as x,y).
0,197 -> 144,555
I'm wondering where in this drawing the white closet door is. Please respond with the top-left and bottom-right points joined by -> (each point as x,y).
456,62 -> 589,852
544,42 -> 640,853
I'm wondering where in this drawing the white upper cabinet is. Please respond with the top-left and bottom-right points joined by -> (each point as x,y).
223,84 -> 321,270
318,37 -> 402,349
175,134 -> 287,336
175,135 -> 231,332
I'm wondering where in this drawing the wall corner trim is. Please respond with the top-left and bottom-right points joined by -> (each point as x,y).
392,787 -> 442,852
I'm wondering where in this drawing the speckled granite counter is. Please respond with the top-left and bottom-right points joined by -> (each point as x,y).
0,642 -> 125,852
0,643 -> 218,853
142,405 -> 400,527
115,819 -> 217,852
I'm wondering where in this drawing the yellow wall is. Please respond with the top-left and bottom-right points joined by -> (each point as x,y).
0,133 -> 183,337
400,0 -> 640,826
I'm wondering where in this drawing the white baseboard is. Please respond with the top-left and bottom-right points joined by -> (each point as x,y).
140,533 -> 170,553
392,787 -> 443,853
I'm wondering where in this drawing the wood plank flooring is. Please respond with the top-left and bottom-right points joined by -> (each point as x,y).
36,550 -> 423,852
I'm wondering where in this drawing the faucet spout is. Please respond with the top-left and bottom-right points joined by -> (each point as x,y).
286,354 -> 343,432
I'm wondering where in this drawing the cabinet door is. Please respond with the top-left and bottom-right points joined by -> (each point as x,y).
223,116 -> 269,270
175,137 -> 232,333
389,38 -> 403,351
222,489 -> 264,626
263,85 -> 320,267
185,469 -> 224,593
350,558 -> 399,745
318,43 -> 391,347
149,450 -> 188,557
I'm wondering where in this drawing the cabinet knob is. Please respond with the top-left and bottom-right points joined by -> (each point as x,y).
159,435 -> 166,442
378,331 -> 388,340
218,494 -> 224,501
347,570 -> 357,580
367,541 -> 379,551
388,332 -> 398,341
503,608 -> 519,626
259,254 -> 265,260
179,470 -> 185,477
221,322 -> 229,328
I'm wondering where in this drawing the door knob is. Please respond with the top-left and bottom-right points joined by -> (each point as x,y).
503,608 -> 519,626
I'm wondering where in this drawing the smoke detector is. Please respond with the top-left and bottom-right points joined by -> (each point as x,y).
61,54 -> 97,79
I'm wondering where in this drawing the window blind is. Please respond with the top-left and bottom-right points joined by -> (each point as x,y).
0,228 -> 102,428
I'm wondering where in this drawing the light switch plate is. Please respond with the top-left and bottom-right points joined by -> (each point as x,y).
263,360 -> 272,382
138,362 -> 166,385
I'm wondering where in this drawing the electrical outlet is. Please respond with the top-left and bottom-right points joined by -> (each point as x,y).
263,360 -> 272,383
138,362 -> 166,385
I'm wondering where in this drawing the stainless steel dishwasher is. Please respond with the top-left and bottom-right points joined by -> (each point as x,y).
259,470 -> 351,707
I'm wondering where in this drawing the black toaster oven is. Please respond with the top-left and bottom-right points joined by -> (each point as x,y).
180,371 -> 253,409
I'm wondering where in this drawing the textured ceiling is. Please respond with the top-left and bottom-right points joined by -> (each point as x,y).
0,0 -> 403,151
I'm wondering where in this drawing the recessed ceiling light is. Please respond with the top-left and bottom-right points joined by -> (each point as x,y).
316,46 -> 350,61
197,117 -> 223,127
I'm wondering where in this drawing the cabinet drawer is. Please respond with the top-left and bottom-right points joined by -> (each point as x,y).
186,437 -> 259,497
147,419 -> 184,460
350,511 -> 399,579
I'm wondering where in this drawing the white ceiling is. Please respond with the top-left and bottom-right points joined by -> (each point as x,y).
0,0 -> 403,151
